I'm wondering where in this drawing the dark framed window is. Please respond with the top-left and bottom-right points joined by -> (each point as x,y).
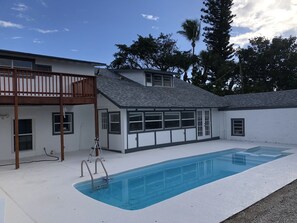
145,73 -> 152,85
0,58 -> 12,68
13,60 -> 33,69
101,112 -> 108,130
164,112 -> 180,129
181,111 -> 195,127
109,112 -> 121,134
145,112 -> 163,130
52,112 -> 74,135
14,119 -> 33,151
231,118 -> 245,136
152,75 -> 162,86
129,112 -> 143,132
163,76 -> 172,87
35,64 -> 52,72
0,57 -> 34,69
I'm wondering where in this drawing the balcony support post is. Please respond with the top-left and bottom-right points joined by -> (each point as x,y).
13,69 -> 20,169
94,77 -> 99,156
59,74 -> 65,161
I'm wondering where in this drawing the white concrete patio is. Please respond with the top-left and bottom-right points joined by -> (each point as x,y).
1,140 -> 297,223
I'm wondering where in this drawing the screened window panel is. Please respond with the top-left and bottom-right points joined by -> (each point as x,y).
52,113 -> 74,135
109,113 -> 121,134
231,119 -> 245,136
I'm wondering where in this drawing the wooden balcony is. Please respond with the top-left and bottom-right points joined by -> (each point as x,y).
0,67 -> 99,168
0,68 -> 97,105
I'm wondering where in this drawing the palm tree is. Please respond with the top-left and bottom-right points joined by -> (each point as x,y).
177,19 -> 201,56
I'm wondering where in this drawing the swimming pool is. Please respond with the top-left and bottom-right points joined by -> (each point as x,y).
74,146 -> 291,210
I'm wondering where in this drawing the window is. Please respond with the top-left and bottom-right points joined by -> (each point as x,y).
145,73 -> 152,85
52,112 -> 74,135
181,111 -> 195,127
0,58 -> 12,68
164,112 -> 180,129
145,112 -> 163,130
101,112 -> 108,130
231,118 -> 245,136
146,73 -> 173,87
152,75 -> 162,86
35,64 -> 52,72
14,119 -> 33,151
197,111 -> 203,136
109,112 -> 121,134
129,112 -> 143,132
13,60 -> 33,69
0,57 -> 33,69
163,76 -> 172,87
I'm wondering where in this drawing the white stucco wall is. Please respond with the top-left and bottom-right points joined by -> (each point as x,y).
35,58 -> 95,75
221,108 -> 297,145
0,104 -> 94,161
211,108 -> 220,138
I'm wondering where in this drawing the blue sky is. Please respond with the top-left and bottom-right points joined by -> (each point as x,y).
1,0 -> 297,65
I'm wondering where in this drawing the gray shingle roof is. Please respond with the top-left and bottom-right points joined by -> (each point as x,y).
223,89 -> 297,110
96,71 -> 225,109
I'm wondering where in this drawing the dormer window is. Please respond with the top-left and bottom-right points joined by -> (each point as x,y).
153,75 -> 162,86
163,76 -> 172,87
146,73 -> 152,86
145,73 -> 173,87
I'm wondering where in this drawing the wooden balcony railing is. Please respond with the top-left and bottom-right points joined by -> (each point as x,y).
0,68 -> 97,104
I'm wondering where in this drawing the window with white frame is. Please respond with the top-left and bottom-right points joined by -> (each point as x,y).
129,112 -> 143,132
164,112 -> 180,129
109,112 -> 121,134
181,111 -> 195,127
52,112 -> 74,135
14,119 -> 33,151
231,118 -> 245,136
145,112 -> 163,130
101,112 -> 108,130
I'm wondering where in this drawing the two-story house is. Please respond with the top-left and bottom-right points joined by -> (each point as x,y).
0,49 -> 105,168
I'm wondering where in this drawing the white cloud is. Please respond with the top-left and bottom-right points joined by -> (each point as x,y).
231,0 -> 297,47
71,49 -> 79,52
17,13 -> 34,21
141,14 -> 159,21
33,38 -> 43,44
11,3 -> 28,12
0,20 -> 23,29
39,0 -> 47,7
152,26 -> 159,30
35,28 -> 58,34
63,28 -> 70,32
11,36 -> 23,39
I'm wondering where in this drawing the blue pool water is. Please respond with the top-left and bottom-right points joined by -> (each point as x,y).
74,146 -> 291,210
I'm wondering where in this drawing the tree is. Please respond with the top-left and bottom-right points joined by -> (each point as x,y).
200,0 -> 235,95
171,51 -> 193,82
238,36 -> 297,93
110,33 -> 179,72
177,19 -> 201,56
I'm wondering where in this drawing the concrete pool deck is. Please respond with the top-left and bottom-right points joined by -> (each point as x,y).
0,140 -> 297,223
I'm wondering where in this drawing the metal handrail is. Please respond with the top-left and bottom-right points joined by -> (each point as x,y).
80,160 -> 95,190
94,157 -> 109,181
